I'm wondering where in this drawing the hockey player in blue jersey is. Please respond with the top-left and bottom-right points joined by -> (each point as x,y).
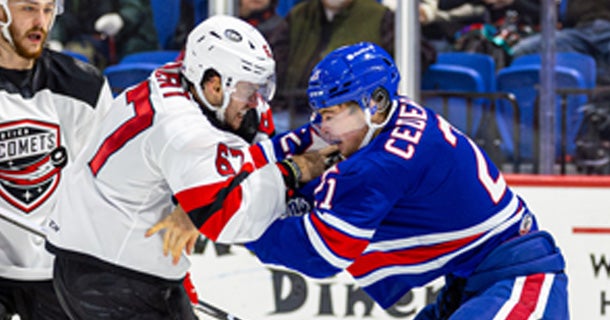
245,42 -> 569,319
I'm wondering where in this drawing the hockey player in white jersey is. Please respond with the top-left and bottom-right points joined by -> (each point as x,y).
45,15 -> 331,319
0,0 -> 113,319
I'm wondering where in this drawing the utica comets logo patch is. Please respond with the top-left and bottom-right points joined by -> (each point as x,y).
0,120 -> 67,213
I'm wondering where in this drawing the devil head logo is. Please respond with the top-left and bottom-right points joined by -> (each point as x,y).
0,120 -> 66,213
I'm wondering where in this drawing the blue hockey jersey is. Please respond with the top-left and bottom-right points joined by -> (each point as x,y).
248,97 -> 541,308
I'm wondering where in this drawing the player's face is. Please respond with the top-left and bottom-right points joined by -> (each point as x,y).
224,81 -> 261,131
6,0 -> 55,59
316,102 -> 367,157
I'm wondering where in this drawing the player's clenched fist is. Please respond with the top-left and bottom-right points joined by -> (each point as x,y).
291,145 -> 339,183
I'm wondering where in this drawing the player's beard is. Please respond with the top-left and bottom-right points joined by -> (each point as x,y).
11,25 -> 46,59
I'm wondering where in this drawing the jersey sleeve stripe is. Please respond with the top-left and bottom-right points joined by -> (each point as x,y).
198,184 -> 244,241
316,211 -> 375,238
351,204 -> 527,287
504,273 -> 546,320
492,273 -> 548,320
364,195 -> 521,253
249,141 -> 273,168
304,213 -> 352,269
347,232 -> 483,277
176,168 -> 253,236
309,211 -> 370,260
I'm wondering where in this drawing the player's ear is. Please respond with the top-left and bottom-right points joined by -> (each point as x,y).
372,87 -> 390,111
371,87 -> 391,124
202,75 -> 223,107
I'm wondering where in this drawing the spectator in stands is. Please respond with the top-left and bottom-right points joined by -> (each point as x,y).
239,0 -> 283,42
512,0 -> 610,85
269,0 -> 436,132
48,0 -> 158,69
440,0 -> 540,26
420,0 -> 487,53
438,0 -> 540,69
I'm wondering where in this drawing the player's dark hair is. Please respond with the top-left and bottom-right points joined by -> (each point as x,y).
202,68 -> 221,86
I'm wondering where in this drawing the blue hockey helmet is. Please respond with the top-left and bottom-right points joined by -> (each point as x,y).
307,42 -> 400,113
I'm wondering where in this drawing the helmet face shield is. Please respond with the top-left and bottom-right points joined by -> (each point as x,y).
311,103 -> 367,145
8,0 -> 62,15
228,76 -> 275,104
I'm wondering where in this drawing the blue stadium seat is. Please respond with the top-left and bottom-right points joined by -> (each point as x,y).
191,0 -> 208,23
511,52 -> 597,88
150,0 -> 181,49
496,64 -> 588,163
436,52 -> 497,92
277,0 -> 303,16
103,63 -> 158,97
62,50 -> 89,63
422,64 -> 486,137
119,50 -> 181,65
559,0 -> 568,22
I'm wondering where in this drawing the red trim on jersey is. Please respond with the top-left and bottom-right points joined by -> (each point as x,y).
176,163 -> 255,241
249,144 -> 269,169
257,108 -> 275,136
198,185 -> 243,241
347,233 -> 483,277
176,180 -> 230,214
175,179 -> 240,241
309,211 -> 369,260
506,273 -> 545,320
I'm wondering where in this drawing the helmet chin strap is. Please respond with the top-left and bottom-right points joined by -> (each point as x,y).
0,4 -> 14,48
358,99 -> 397,150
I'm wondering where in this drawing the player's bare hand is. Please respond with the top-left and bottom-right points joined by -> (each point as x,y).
292,145 -> 339,183
145,204 -> 200,265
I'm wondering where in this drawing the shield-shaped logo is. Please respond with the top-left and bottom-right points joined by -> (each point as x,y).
0,120 -> 66,213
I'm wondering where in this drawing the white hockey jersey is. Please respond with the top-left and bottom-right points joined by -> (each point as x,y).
0,50 -> 113,280
46,62 -> 288,281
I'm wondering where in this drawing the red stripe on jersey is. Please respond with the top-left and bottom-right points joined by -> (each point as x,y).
198,184 -> 244,241
176,162 -> 256,212
176,180 -> 229,213
175,163 -> 255,240
310,212 -> 369,261
347,232 -> 483,277
506,274 -> 545,320
249,144 -> 269,169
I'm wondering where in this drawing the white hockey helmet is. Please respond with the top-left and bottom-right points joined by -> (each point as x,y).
0,0 -> 64,46
181,14 -> 276,122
